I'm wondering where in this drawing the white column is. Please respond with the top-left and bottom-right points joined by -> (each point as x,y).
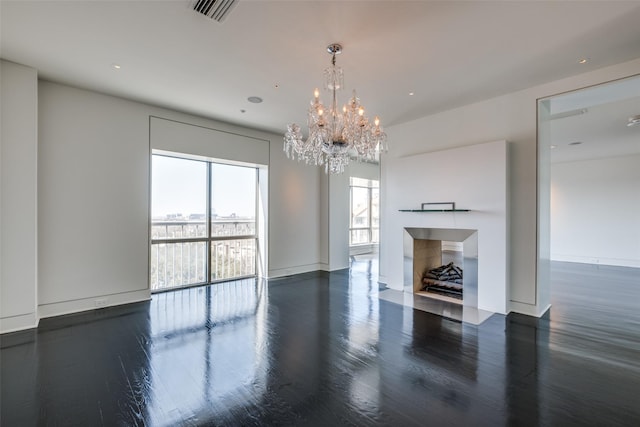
1,60 -> 39,333
327,172 -> 350,271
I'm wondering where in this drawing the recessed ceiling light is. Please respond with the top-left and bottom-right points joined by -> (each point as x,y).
568,141 -> 582,146
112,63 -> 121,69
550,145 -> 557,149
578,58 -> 589,64
274,84 -> 279,89
409,92 -> 415,96
247,96 -> 263,104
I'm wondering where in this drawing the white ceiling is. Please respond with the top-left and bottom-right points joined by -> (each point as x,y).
2,0 -> 640,136
549,82 -> 640,163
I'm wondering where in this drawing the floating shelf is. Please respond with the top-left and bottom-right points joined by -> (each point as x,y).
400,202 -> 469,212
399,209 -> 470,212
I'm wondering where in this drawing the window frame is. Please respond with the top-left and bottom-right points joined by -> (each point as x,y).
349,178 -> 379,246
150,154 -> 258,292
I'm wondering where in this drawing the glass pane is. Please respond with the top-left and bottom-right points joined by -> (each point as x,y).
152,155 -> 207,239
211,239 -> 256,281
350,229 -> 370,245
371,187 -> 379,227
371,228 -> 379,244
351,187 -> 370,228
151,242 -> 207,291
211,163 -> 256,237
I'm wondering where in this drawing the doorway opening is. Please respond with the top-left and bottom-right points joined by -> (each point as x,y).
349,175 -> 379,279
537,74 -> 640,330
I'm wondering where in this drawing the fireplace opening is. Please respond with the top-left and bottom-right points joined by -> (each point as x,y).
404,228 -> 478,307
414,240 -> 464,301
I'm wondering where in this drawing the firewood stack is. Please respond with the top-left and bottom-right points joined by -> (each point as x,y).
424,262 -> 463,284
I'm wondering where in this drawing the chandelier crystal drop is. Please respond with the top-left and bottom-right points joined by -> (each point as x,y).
284,43 -> 388,174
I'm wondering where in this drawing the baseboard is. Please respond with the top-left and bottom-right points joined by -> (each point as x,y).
0,312 -> 39,334
509,300 -> 550,318
349,245 -> 378,256
551,254 -> 640,268
38,289 -> 151,320
268,263 -> 326,279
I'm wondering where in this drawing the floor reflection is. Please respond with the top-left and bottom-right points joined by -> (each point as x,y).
149,279 -> 269,426
1,262 -> 639,426
349,252 -> 379,280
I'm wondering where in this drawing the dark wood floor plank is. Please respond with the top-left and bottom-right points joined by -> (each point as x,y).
1,262 -> 639,426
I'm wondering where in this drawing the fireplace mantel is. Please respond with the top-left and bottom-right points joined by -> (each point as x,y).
400,201 -> 470,212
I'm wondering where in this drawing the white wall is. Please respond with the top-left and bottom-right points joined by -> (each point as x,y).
0,60 -> 39,333
551,155 -> 640,267
150,116 -> 270,165
349,161 -> 380,182
33,80 -> 322,321
268,141 -> 323,277
37,81 -> 150,316
327,172 -> 350,271
384,141 -> 508,314
381,57 -> 640,317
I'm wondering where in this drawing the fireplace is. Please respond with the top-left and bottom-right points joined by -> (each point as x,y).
404,228 -> 478,307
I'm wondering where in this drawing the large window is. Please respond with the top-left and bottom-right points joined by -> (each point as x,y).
349,177 -> 379,246
151,154 -> 258,291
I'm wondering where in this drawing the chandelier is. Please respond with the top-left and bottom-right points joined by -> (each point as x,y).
284,43 -> 388,174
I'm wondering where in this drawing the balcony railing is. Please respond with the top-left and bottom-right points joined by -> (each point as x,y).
349,227 -> 380,245
150,219 -> 257,291
151,219 -> 255,240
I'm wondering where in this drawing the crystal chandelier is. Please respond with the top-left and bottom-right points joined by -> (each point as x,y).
284,43 -> 388,174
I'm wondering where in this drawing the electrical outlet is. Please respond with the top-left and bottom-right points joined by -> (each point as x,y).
95,298 -> 108,308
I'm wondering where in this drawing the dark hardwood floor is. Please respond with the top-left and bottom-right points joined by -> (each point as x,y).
1,261 -> 639,426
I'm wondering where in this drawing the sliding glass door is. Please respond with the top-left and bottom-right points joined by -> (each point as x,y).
151,154 -> 258,292
210,163 -> 256,281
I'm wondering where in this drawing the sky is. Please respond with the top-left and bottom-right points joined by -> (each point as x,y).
152,155 -> 256,219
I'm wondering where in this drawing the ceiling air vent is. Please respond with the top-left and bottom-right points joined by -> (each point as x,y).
192,0 -> 238,23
